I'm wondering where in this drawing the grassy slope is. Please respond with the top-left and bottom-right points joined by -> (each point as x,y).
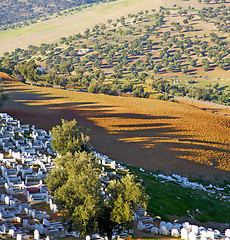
129,165 -> 230,227
0,0 -> 203,55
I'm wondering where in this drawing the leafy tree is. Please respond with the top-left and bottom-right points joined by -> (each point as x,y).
69,76 -> 78,89
138,72 -> 148,82
121,81 -> 133,93
88,82 -> 118,96
51,119 -> 90,155
59,62 -> 74,75
181,66 -> 188,74
47,121 -> 148,239
84,29 -> 90,39
99,174 -> 148,238
176,24 -> 183,32
202,58 -> 210,71
47,152 -> 147,238
59,76 -> 68,88
189,60 -> 197,67
94,69 -> 105,81
166,64 -> 174,72
132,85 -> 150,98
153,66 -> 159,74
47,151 -> 101,234
114,70 -> 123,79
46,72 -> 57,85
183,19 -> 188,24
88,82 -> 100,93
0,58 -> 16,74
13,60 -> 38,83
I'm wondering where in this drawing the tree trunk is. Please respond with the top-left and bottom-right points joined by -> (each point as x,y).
107,228 -> 113,240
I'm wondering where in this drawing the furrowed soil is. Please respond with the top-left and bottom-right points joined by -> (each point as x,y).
2,79 -> 230,178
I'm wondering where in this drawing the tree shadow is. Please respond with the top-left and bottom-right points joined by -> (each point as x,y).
224,66 -> 230,71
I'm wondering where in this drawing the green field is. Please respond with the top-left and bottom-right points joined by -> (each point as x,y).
129,165 -> 230,228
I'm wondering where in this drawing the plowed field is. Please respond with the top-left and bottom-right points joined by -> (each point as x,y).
2,79 -> 230,177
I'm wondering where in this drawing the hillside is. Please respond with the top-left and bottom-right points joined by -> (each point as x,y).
2,78 -> 230,179
1,0 -> 230,234
0,0 -> 205,55
0,0 -> 113,28
1,0 -> 230,106
0,0 -> 230,177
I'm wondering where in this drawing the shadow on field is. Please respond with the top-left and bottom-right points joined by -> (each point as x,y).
3,81 -> 230,178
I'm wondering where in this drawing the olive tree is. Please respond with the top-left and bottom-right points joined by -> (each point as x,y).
51,119 -> 90,155
47,120 -> 148,239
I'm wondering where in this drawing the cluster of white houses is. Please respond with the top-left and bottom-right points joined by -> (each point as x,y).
0,112 -> 229,240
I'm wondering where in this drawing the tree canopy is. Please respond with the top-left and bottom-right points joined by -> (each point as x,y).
47,120 -> 148,239
47,151 -> 101,234
51,119 -> 90,155
100,174 -> 148,238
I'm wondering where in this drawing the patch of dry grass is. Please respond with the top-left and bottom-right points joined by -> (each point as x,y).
0,72 -> 13,80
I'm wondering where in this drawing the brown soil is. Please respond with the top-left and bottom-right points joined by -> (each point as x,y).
2,79 -> 230,178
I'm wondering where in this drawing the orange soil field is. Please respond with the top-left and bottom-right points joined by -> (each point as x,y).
2,79 -> 230,178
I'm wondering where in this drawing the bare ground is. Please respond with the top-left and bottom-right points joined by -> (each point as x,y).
2,79 -> 230,179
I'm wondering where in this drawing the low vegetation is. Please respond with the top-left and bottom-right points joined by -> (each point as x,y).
129,165 -> 230,225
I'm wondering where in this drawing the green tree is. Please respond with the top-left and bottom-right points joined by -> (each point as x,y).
88,82 -> 100,93
46,72 -> 57,85
181,66 -> 188,74
47,121 -> 148,239
189,60 -> 197,67
202,59 -> 210,72
51,119 -> 90,155
47,152 -> 147,239
132,85 -> 150,98
0,58 -> 16,74
59,62 -> 74,75
13,60 -> 38,83
47,151 -> 101,234
59,76 -> 68,88
183,19 -> 188,24
84,29 -> 90,39
121,81 -> 133,93
99,174 -> 148,238
153,66 -> 159,74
